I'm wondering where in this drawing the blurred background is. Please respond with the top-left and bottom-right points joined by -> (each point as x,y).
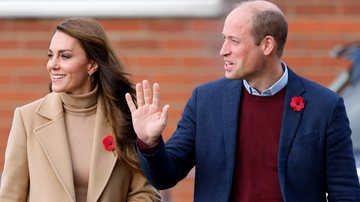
1,0 -> 360,201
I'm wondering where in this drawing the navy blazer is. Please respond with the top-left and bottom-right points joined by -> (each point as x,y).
139,68 -> 360,202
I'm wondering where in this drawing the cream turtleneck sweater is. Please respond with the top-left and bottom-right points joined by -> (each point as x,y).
60,86 -> 98,202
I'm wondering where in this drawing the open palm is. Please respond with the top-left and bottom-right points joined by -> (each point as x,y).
125,80 -> 169,147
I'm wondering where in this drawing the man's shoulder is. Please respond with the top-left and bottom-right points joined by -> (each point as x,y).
289,68 -> 340,100
298,75 -> 340,99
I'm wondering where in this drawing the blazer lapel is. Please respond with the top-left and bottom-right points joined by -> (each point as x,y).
278,69 -> 306,188
222,79 -> 243,199
87,97 -> 117,202
34,93 -> 76,202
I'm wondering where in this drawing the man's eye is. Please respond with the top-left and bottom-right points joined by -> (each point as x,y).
231,39 -> 239,44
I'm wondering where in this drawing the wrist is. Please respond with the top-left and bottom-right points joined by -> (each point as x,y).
137,136 -> 161,150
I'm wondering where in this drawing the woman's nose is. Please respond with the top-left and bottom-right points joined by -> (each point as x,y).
47,57 -> 59,70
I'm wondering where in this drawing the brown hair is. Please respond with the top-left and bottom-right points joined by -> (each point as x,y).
236,0 -> 288,57
56,17 -> 141,172
251,9 -> 288,57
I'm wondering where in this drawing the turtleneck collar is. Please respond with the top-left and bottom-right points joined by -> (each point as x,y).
60,84 -> 98,115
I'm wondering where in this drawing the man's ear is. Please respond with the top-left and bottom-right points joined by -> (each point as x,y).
262,35 -> 276,56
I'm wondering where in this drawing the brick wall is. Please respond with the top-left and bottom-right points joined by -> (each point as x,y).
1,0 -> 360,201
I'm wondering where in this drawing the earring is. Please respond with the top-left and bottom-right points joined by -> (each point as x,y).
88,73 -> 94,82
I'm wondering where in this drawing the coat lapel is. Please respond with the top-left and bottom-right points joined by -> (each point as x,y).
222,79 -> 243,199
33,93 -> 76,202
278,69 -> 306,189
86,97 -> 117,202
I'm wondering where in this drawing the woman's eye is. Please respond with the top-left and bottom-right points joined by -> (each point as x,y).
61,54 -> 71,59
47,53 -> 53,59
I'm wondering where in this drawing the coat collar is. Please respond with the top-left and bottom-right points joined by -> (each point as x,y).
34,93 -> 117,202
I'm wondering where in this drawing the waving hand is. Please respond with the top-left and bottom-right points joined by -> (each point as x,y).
125,80 -> 169,147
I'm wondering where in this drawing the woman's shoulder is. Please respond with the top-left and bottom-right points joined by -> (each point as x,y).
18,92 -> 59,113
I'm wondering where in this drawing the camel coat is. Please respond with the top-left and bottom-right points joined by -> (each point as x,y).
0,92 -> 161,202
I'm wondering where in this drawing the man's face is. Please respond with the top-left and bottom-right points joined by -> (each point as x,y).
220,7 -> 265,81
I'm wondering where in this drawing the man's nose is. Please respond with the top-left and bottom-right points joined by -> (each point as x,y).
220,40 -> 230,56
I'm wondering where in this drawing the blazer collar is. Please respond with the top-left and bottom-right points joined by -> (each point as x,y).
34,93 -> 117,202
277,68 -> 306,190
222,79 -> 243,199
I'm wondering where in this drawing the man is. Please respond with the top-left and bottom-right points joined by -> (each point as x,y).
125,0 -> 360,201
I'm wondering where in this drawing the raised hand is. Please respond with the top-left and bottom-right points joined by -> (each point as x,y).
125,80 -> 169,147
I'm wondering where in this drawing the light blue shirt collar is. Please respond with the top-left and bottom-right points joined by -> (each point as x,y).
243,63 -> 288,96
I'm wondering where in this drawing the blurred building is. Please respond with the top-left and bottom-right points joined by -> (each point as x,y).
1,0 -> 360,201
329,43 -> 360,174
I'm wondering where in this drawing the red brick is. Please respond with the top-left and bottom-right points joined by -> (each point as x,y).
132,56 -> 178,67
283,56 -> 317,67
295,5 -> 336,15
0,92 -> 42,101
26,40 -> 50,49
181,57 -> 222,67
286,38 -> 344,50
306,74 -> 338,86
146,20 -> 187,32
99,19 -> 143,31
0,58 -> 40,67
9,20 -> 55,32
0,110 -> 14,117
319,57 -> 352,69
161,92 -> 192,101
162,39 -> 208,49
0,39 -> 20,49
188,19 -> 223,32
157,75 -> 217,84
289,20 -> 360,33
342,5 -> 360,14
0,76 -> 12,83
17,75 -> 49,84
168,177 -> 195,202
117,39 -> 160,49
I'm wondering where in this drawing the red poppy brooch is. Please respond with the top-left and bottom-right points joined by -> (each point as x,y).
290,96 -> 304,112
102,135 -> 115,151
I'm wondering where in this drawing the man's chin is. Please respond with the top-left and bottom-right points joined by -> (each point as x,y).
225,74 -> 241,80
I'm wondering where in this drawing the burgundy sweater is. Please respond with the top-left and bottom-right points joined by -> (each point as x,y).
231,87 -> 286,202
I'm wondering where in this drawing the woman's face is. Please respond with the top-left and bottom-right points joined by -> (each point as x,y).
47,30 -> 97,94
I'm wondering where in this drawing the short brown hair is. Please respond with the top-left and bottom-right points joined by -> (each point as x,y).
251,9 -> 288,57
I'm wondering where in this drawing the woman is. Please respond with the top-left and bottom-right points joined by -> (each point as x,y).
0,17 -> 161,202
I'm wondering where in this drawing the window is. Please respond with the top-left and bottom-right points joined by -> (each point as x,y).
0,0 -> 225,18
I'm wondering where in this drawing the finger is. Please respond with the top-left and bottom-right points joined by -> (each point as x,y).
125,93 -> 137,113
136,83 -> 144,106
143,80 -> 152,105
160,104 -> 170,126
153,83 -> 160,107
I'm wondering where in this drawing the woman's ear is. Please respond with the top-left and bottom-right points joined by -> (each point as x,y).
88,60 -> 99,76
262,35 -> 276,56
